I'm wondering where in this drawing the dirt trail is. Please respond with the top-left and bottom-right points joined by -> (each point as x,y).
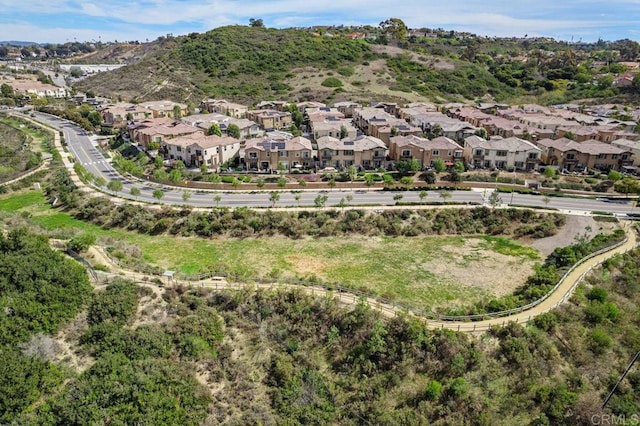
81,224 -> 638,333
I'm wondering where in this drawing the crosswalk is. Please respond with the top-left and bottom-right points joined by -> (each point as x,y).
82,160 -> 109,166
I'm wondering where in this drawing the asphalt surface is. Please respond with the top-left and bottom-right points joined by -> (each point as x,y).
30,111 -> 640,215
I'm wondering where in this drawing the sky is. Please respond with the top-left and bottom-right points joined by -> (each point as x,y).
1,0 -> 639,44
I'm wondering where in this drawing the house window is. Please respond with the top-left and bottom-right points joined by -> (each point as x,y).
528,152 -> 538,159
515,161 -> 524,168
402,150 -> 411,157
374,151 -> 384,157
566,153 -> 575,160
448,151 -> 452,156
248,152 -> 257,159
496,150 -> 508,157
279,151 -> 288,157
622,154 -> 629,160
597,154 -> 607,159
302,151 -> 310,158
176,146 -> 182,152
343,150 -> 354,156
611,154 -> 619,159
475,149 -> 483,156
432,150 -> 440,156
454,151 -> 462,158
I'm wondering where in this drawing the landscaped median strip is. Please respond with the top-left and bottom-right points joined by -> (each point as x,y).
62,224 -> 639,333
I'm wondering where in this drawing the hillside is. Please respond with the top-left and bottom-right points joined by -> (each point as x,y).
73,26 -> 518,105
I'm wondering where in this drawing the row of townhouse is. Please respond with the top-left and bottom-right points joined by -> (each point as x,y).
464,136 -> 542,171
102,101 -> 188,128
535,138 -> 633,172
351,107 -> 422,145
163,132 -> 241,170
200,99 -> 249,118
245,109 -> 292,130
317,135 -> 388,170
243,136 -> 314,172
3,78 -> 69,98
128,118 -> 201,147
389,135 -> 464,168
180,113 -> 263,140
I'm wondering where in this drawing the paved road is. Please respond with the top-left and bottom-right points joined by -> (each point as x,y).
26,111 -> 640,215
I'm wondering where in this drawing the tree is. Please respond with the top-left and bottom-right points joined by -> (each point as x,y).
542,195 -> 551,208
227,123 -> 241,139
328,176 -> 336,191
106,179 -> 123,195
277,177 -> 287,189
154,156 -> 164,169
543,167 -> 556,178
269,191 -> 280,207
1,83 -> 13,98
172,105 -> 182,119
130,187 -> 141,200
200,163 -> 208,174
340,125 -> 348,139
249,18 -> 264,27
396,159 -> 421,175
453,161 -> 465,173
93,176 -> 106,189
432,158 -> 446,173
488,190 -> 502,208
207,123 -> 222,136
474,128 -> 488,139
314,194 -> 328,207
152,189 -> 164,201
419,190 -> 428,202
382,173 -> 395,188
607,170 -> 622,182
439,190 -> 452,202
213,194 -> 222,207
174,160 -> 186,171
400,176 -> 413,190
256,178 -> 265,189
294,194 -> 301,207
231,178 -> 241,189
348,165 -> 358,186
614,177 -> 640,196
364,174 -> 375,191
168,169 -> 182,183
182,191 -> 191,203
346,194 -> 353,205
298,178 -> 307,189
393,193 -> 403,203
379,18 -> 408,42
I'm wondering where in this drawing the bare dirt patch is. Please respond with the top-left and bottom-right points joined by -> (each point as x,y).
370,44 -> 455,70
285,254 -> 329,276
528,215 -> 618,256
425,239 -> 536,297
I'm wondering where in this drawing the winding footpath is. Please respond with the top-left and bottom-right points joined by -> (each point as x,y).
83,224 -> 638,333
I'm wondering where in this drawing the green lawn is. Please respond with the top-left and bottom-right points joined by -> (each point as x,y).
0,190 -> 542,309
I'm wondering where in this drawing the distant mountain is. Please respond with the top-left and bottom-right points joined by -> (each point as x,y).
0,41 -> 40,47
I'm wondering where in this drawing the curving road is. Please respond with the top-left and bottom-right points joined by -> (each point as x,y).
24,111 -> 640,215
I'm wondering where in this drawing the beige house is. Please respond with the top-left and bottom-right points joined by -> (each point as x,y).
129,118 -> 201,147
317,135 -> 388,170
139,100 -> 188,119
200,99 -> 248,118
390,135 -> 463,167
164,132 -> 240,170
6,80 -> 69,98
536,138 -> 632,172
102,103 -> 149,128
246,109 -> 292,130
181,113 -> 263,140
612,138 -> 640,168
464,136 -> 542,171
243,136 -> 314,172
310,119 -> 358,141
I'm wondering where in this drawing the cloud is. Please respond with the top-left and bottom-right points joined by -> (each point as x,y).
0,0 -> 638,42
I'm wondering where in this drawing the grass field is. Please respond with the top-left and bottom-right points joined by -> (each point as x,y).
0,190 -> 543,309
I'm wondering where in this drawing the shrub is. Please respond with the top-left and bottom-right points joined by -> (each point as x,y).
588,327 -> 612,354
321,77 -> 343,88
424,380 -> 443,401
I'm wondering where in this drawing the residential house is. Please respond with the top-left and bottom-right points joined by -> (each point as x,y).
129,118 -> 201,148
6,79 -> 68,98
375,123 -> 423,146
370,102 -> 399,117
305,107 -> 345,123
352,107 -> 397,134
612,138 -> 640,168
246,109 -> 292,130
333,101 -> 361,118
102,103 -> 148,129
243,136 -> 314,172
464,136 -> 542,171
138,100 -> 188,119
163,132 -> 240,170
316,135 -> 387,170
200,99 -> 248,118
309,119 -> 358,141
296,101 -> 326,113
535,138 -> 632,172
181,113 -> 263,139
389,135 -> 463,168
255,101 -> 289,111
